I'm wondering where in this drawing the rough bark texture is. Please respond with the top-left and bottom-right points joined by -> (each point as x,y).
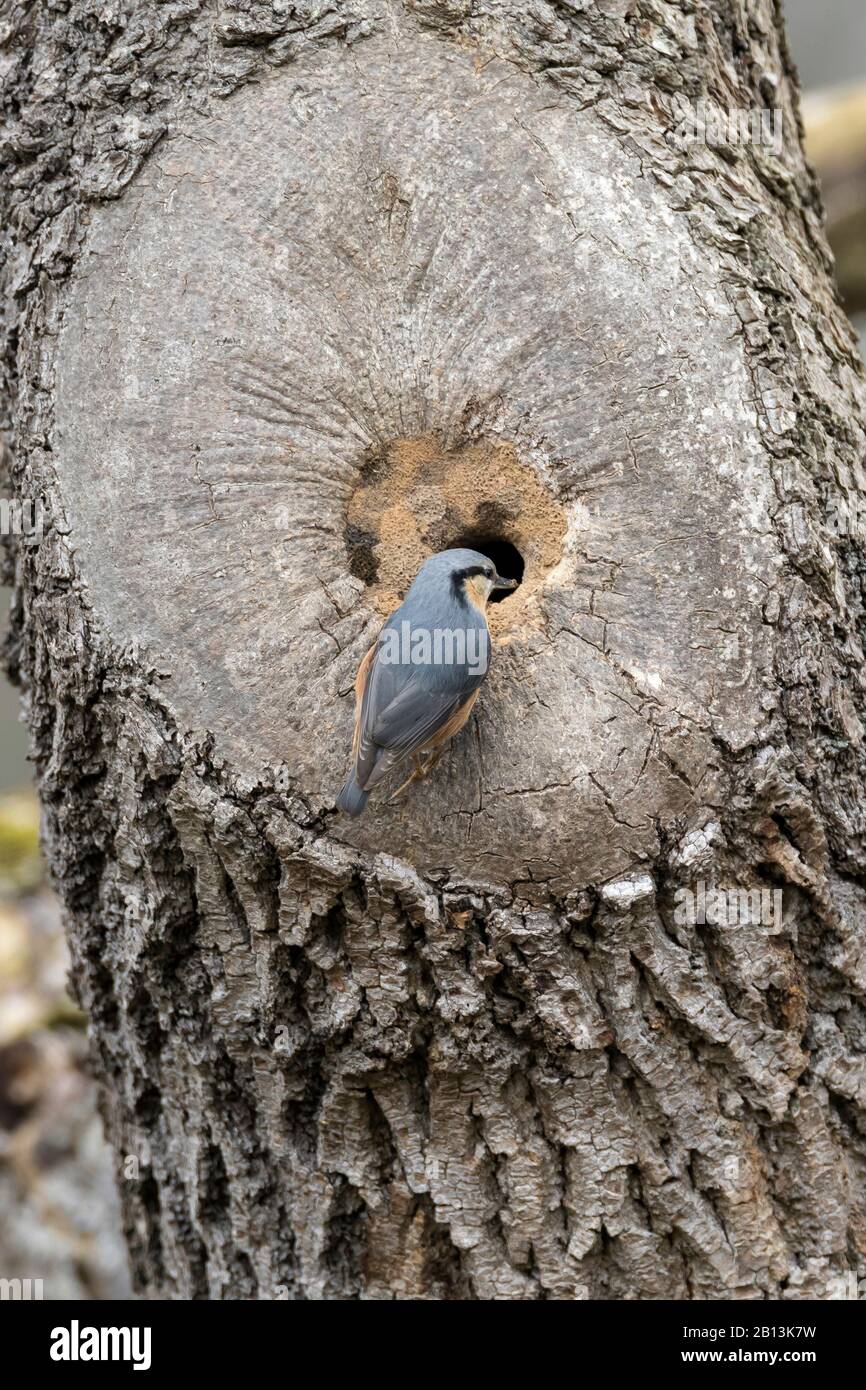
2,0 -> 866,1299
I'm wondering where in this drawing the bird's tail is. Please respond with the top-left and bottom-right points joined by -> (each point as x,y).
336,769 -> 369,817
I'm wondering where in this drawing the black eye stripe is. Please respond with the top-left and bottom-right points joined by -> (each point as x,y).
451,564 -> 489,598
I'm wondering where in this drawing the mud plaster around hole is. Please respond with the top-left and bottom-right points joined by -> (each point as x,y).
345,436 -> 567,640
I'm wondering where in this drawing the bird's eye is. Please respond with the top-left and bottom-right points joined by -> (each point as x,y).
485,567 -> 493,578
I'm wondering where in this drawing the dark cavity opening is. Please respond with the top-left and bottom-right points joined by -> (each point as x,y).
450,535 -> 524,602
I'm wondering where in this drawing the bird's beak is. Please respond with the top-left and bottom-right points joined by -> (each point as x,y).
492,574 -> 518,592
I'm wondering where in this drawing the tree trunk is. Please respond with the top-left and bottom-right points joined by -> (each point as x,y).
3,0 -> 866,1300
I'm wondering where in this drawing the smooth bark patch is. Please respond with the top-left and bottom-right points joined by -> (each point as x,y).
55,27 -> 775,882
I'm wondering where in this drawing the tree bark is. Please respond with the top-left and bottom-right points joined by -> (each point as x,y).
3,0 -> 866,1300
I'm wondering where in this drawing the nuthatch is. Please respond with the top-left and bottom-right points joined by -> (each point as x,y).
337,548 -> 517,815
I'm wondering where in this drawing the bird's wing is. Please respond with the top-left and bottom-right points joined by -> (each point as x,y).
373,678 -> 467,752
351,644 -> 377,761
363,681 -> 468,790
353,644 -> 387,789
355,649 -> 481,791
354,642 -> 419,787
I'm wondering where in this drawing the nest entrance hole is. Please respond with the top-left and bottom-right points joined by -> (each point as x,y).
447,534 -> 525,602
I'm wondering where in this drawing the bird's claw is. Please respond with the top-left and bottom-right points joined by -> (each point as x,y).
389,751 -> 443,802
389,755 -> 423,801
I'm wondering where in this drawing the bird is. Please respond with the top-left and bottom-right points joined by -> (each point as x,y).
337,548 -> 517,816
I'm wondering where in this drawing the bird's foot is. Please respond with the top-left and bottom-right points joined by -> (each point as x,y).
389,754 -> 426,801
389,750 -> 443,802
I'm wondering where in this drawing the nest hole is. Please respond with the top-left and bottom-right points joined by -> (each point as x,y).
449,534 -> 525,602
346,436 -> 567,629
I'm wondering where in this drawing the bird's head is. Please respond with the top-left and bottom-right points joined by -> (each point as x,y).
412,548 -> 518,612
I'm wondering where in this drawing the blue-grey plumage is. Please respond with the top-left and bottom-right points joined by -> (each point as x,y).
337,549 -> 517,816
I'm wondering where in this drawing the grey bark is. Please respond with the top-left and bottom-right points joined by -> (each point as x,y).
2,0 -> 866,1299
